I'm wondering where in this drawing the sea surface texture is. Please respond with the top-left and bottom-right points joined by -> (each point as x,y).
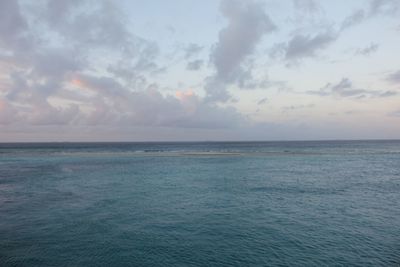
0,141 -> 399,266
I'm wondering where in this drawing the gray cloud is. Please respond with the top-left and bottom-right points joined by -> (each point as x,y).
277,30 -> 338,62
379,91 -> 397,97
186,60 -> 203,71
355,43 -> 379,56
0,98 -> 18,124
212,0 -> 275,81
0,0 -> 28,49
206,0 -> 276,102
257,97 -> 268,105
308,78 -> 397,98
44,1 -> 130,49
184,43 -> 204,59
387,70 -> 400,84
341,10 -> 365,30
369,0 -> 400,16
292,0 -> 320,14
282,104 -> 315,113
388,109 -> 400,117
340,0 -> 400,31
344,110 -> 359,115
33,48 -> 84,78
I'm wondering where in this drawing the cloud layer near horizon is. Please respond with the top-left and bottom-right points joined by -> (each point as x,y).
0,0 -> 247,129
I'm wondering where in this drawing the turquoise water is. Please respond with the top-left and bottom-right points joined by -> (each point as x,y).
0,141 -> 399,266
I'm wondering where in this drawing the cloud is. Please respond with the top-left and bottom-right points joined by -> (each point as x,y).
44,1 -> 131,49
212,0 -> 275,81
308,78 -> 398,98
205,0 -> 276,102
274,30 -> 338,62
344,110 -> 358,115
378,91 -> 397,97
184,43 -> 204,59
388,109 -> 400,117
386,70 -> 400,84
257,97 -> 268,105
292,0 -> 320,14
2,71 -> 247,129
368,0 -> 400,16
33,48 -> 84,78
1,0 -> 399,140
341,10 -> 365,30
186,60 -> 203,71
0,98 -> 18,124
68,73 -> 248,128
281,104 -> 315,113
0,0 -> 27,49
355,43 -> 379,56
0,0 -> 247,131
28,103 -> 81,126
339,0 -> 400,32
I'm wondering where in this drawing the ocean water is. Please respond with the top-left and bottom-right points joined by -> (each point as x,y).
0,141 -> 399,266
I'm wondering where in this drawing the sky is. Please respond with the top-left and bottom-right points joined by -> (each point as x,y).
0,0 -> 399,142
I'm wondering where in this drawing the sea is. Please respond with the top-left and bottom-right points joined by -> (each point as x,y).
0,140 -> 399,266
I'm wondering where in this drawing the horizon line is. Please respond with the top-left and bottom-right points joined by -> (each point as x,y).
1,138 -> 399,144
